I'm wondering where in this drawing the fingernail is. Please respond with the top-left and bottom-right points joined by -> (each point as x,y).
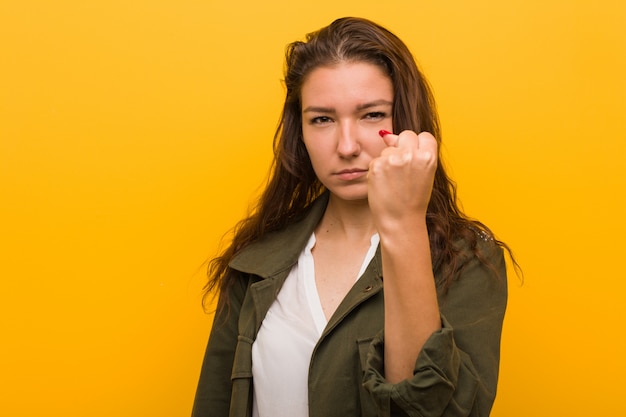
379,130 -> 392,137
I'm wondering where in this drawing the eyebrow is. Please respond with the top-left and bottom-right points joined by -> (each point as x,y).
302,99 -> 393,113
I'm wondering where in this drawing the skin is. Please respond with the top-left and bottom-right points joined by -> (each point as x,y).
300,61 -> 441,383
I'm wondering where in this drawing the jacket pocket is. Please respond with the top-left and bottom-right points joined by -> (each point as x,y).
357,336 -> 381,417
357,336 -> 375,372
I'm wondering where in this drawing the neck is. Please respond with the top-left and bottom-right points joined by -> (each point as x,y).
316,195 -> 376,241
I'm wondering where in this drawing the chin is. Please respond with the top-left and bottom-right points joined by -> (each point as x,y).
327,188 -> 369,203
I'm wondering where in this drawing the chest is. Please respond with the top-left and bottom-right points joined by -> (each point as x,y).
311,234 -> 379,320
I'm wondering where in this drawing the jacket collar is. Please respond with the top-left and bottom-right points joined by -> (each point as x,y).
228,193 -> 329,279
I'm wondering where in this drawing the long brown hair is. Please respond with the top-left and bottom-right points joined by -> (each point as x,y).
204,17 -> 516,310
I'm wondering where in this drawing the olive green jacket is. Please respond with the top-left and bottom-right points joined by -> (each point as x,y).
192,194 -> 507,417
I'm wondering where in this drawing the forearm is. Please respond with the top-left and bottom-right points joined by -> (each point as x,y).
380,216 -> 441,383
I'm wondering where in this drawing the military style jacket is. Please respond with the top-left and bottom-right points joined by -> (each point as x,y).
192,194 -> 507,417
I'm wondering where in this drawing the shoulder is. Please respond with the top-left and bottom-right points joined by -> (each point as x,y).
451,226 -> 504,272
229,193 -> 329,277
440,227 -> 507,301
437,232 -> 507,340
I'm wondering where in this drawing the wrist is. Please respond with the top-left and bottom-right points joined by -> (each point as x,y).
376,213 -> 428,238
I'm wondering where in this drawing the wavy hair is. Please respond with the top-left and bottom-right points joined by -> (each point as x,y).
204,17 -> 516,310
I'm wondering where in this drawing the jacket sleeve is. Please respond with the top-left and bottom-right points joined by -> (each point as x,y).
362,241 -> 508,417
191,273 -> 249,417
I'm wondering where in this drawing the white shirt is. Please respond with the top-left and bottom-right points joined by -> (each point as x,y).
251,232 -> 380,417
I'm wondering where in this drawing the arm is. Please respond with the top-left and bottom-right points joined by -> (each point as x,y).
368,130 -> 441,383
380,214 -> 441,383
191,273 -> 248,417
367,130 -> 507,415
363,240 -> 508,417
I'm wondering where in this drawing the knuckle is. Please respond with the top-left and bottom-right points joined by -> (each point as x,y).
369,158 -> 383,174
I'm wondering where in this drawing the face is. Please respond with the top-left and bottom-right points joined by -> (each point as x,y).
300,61 -> 393,202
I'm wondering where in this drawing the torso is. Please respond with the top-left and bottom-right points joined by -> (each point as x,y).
251,230 -> 380,417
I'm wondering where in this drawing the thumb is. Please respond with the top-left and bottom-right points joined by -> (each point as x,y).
378,130 -> 399,147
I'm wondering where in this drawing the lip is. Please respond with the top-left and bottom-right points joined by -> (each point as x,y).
335,168 -> 368,181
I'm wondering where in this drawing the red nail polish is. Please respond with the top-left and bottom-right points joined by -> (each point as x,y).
379,129 -> 392,137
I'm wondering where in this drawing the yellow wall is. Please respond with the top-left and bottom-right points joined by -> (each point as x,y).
1,1 -> 624,416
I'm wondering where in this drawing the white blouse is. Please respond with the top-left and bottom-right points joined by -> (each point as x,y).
251,232 -> 380,417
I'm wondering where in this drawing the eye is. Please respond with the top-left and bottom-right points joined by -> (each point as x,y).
310,116 -> 333,125
363,111 -> 386,121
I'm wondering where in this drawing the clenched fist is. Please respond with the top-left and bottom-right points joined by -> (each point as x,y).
368,130 -> 438,232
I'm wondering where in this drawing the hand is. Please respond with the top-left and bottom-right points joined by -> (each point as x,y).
368,130 -> 438,230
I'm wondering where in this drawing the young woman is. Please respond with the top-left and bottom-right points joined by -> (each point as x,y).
192,17 -> 512,417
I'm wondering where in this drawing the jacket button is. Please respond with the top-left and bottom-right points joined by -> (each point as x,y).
363,285 -> 373,292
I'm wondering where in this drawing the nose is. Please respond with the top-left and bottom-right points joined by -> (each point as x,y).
336,122 -> 360,158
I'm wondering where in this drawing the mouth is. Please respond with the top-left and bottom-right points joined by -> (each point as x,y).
335,168 -> 368,181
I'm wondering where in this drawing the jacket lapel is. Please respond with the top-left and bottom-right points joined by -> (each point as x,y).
229,193 -> 328,279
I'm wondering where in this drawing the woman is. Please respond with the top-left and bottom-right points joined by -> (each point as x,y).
192,17 -> 512,417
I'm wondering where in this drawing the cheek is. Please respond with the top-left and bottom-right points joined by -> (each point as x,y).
300,137 -> 323,170
301,130 -> 327,158
367,140 -> 388,159
301,136 -> 314,158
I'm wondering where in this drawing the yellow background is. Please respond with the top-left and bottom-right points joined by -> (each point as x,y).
1,0 -> 624,416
